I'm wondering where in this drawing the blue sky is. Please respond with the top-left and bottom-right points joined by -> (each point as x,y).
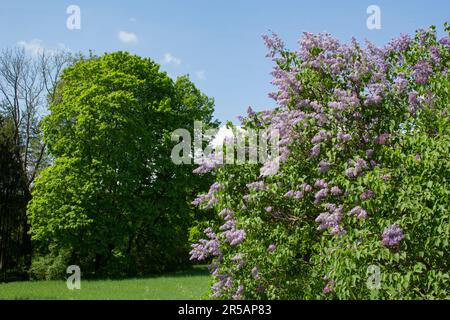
0,0 -> 448,123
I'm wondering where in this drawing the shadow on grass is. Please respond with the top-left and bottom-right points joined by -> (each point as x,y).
82,264 -> 210,281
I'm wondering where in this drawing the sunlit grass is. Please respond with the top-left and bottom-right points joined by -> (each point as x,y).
0,265 -> 210,300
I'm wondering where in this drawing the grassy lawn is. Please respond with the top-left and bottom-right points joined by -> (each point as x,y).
0,265 -> 210,300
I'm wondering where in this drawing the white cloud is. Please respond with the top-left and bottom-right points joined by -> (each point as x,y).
17,39 -> 45,56
118,31 -> 138,44
195,70 -> 206,80
163,53 -> 181,66
130,17 -> 137,22
16,39 -> 69,56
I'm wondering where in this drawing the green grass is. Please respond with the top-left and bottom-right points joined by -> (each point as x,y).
0,265 -> 210,300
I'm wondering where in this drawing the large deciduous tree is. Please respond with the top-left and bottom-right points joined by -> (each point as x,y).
28,52 -> 216,277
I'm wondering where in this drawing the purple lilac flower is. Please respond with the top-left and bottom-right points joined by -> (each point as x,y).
314,188 -> 329,204
260,158 -> 280,177
315,205 -> 343,233
394,73 -> 408,93
219,208 -> 235,221
381,224 -> 404,247
361,190 -> 374,200
267,244 -> 276,253
232,285 -> 244,300
430,46 -> 441,64
439,36 -> 450,46
374,133 -> 390,145
330,186 -> 343,196
345,167 -> 358,179
284,190 -> 294,198
246,181 -> 266,191
412,60 -> 432,85
318,160 -> 331,173
262,32 -> 285,58
387,33 -> 411,52
294,191 -> 304,199
224,228 -> 246,246
355,158 -> 368,170
190,228 -> 222,261
246,106 -> 256,118
311,130 -> 330,144
348,206 -> 368,219
251,267 -> 259,279
310,144 -> 321,158
301,183 -> 313,192
192,182 -> 222,209
337,132 -> 352,142
314,179 -> 328,189
265,206 -> 273,213
408,92 -> 420,115
193,152 -> 223,174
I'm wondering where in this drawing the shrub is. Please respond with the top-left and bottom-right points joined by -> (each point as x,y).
191,24 -> 450,299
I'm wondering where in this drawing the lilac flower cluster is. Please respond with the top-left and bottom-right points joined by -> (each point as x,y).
192,182 -> 222,209
232,285 -> 244,300
246,181 -> 266,191
311,130 -> 331,144
211,274 -> 233,298
318,160 -> 331,173
193,152 -> 223,174
251,267 -> 259,279
300,183 -> 313,192
330,186 -> 343,196
189,227 -> 221,261
345,158 -> 368,179
221,215 -> 246,246
348,206 -> 368,219
412,60 -> 432,85
284,190 -> 303,199
360,190 -> 374,200
315,204 -> 344,235
337,132 -> 352,142
381,224 -> 404,247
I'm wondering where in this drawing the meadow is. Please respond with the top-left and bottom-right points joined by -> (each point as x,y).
0,266 -> 209,300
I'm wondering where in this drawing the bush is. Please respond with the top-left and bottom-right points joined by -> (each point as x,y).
29,246 -> 72,280
191,25 -> 450,299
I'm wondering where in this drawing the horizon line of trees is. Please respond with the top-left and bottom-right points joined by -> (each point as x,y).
0,48 -> 216,281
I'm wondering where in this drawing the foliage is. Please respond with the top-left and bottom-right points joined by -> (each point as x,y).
28,52 -> 216,278
191,25 -> 450,299
0,115 -> 31,281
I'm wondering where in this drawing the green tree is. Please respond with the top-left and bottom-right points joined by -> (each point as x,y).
0,115 -> 31,281
28,52 -> 216,278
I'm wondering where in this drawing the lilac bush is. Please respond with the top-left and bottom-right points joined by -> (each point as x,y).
191,24 -> 450,299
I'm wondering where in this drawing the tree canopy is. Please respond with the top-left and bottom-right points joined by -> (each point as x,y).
28,52 -> 216,278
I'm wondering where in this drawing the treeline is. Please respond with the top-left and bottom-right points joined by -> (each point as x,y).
0,116 -> 30,281
0,49 -> 216,281
0,49 -> 71,281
